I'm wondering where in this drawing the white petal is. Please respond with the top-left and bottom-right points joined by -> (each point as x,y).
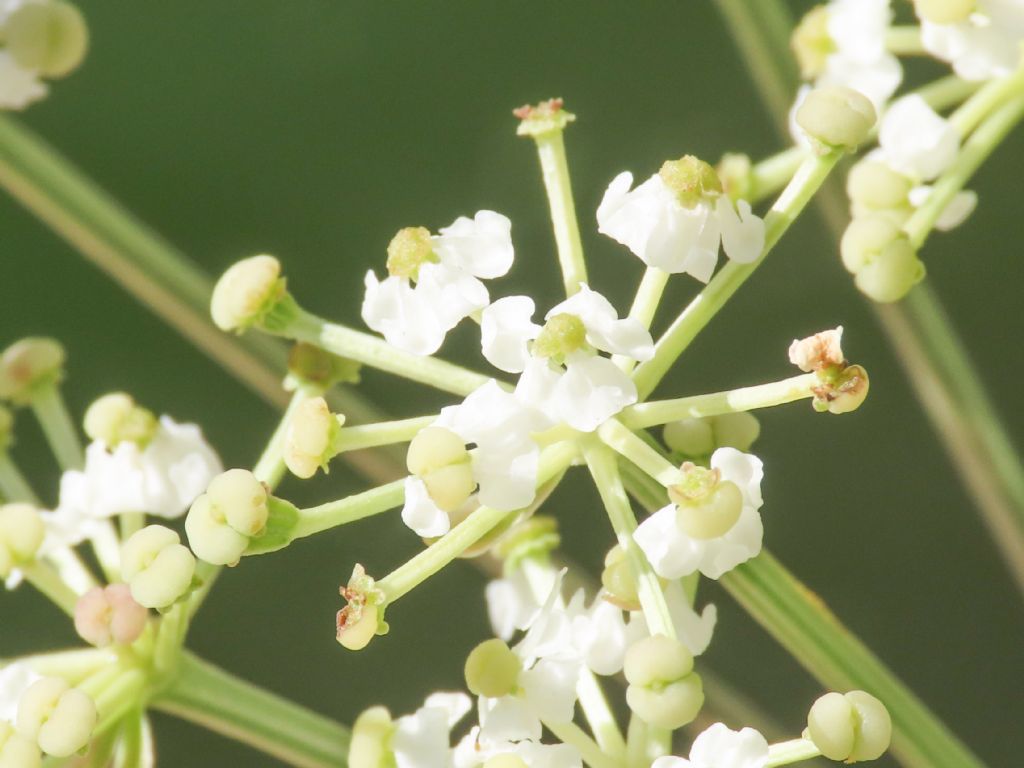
879,95 -> 960,181
547,285 -> 654,360
141,417 -> 223,518
486,570 -> 539,641
716,197 -> 765,265
688,723 -> 769,768
393,706 -> 451,768
634,504 -> 702,580
0,51 -> 47,110
827,0 -> 892,63
663,580 -> 718,656
514,358 -> 564,424
401,476 -> 451,537
417,262 -> 491,328
554,355 -> 638,432
0,661 -> 41,722
474,442 -> 539,512
652,759 -> 693,768
478,696 -> 542,744
909,186 -> 978,231
711,448 -> 764,510
433,211 -> 515,279
361,271 -> 450,355
573,598 -> 629,675
481,296 -> 540,373
424,691 -> 473,729
921,5 -> 1024,82
520,658 -> 580,723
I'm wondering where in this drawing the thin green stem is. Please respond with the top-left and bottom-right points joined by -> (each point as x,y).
21,560 -> 79,615
948,68 -> 1024,138
530,129 -> 588,295
626,715 -> 648,768
885,26 -> 924,55
614,267 -> 671,373
633,151 -> 842,398
293,479 -> 405,540
0,451 -> 39,503
767,738 -> 821,768
333,415 -> 434,454
93,669 -> 147,737
152,652 -> 350,768
152,604 -> 187,681
30,382 -> 83,470
114,709 -> 149,768
543,719 -> 621,768
16,648 -> 115,683
620,373 -> 818,430
598,420 -> 680,488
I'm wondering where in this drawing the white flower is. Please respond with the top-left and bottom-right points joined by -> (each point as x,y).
0,50 -> 46,110
401,475 -> 454,538
481,296 -> 542,374
653,723 -> 769,768
362,212 -> 514,355
597,172 -> 763,280
819,0 -> 901,110
630,580 -> 719,657
486,565 -> 553,641
908,185 -> 977,230
635,448 -> 764,580
0,662 -> 41,723
920,0 -> 1024,81
453,729 -> 581,768
566,589 -> 631,676
391,692 -> 472,768
877,96 -> 960,182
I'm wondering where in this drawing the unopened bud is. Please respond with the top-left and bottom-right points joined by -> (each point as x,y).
73,584 -> 147,647
796,86 -> 876,150
0,338 -> 64,406
807,690 -> 891,762
348,706 -> 394,768
840,215 -> 903,274
914,0 -> 975,24
601,544 -> 641,611
663,419 -> 714,458
846,161 -> 912,212
284,397 -> 343,479
83,392 -> 157,449
406,427 -> 475,512
16,677 -> 96,757
854,239 -> 925,303
659,155 -> 723,208
4,1 -> 88,78
664,413 -> 760,458
464,638 -> 522,698
813,364 -> 869,415
210,255 -> 286,332
717,153 -> 753,201
287,343 -> 361,389
121,525 -> 196,609
0,503 -> 45,579
710,412 -> 761,452
386,227 -> 436,280
668,465 -> 743,540
0,721 -> 41,768
186,469 -> 269,565
789,327 -> 844,373
532,313 -> 588,361
624,635 -> 703,729
791,5 -> 834,79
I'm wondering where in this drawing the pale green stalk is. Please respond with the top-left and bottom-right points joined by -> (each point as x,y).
152,652 -> 350,768
0,451 -> 39,502
620,373 -> 818,430
885,26 -> 924,55
153,604 -> 188,680
598,420 -> 680,488
614,267 -> 670,372
544,719 -> 621,768
83,722 -> 121,768
334,415 -> 434,454
625,716 -> 648,768
633,151 -> 841,399
93,669 -> 147,737
30,382 -> 83,470
114,710 -> 151,768
292,479 -> 404,540
20,561 -> 79,615
15,648 -> 116,682
767,738 -> 821,768
948,67 -> 1024,139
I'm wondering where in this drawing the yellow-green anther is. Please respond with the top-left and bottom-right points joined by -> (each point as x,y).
348,706 -> 395,768
464,638 -> 522,698
601,544 -> 642,611
806,690 -> 892,763
791,6 -> 835,79
83,392 -> 158,448
623,635 -> 703,729
0,338 -> 65,406
0,503 -> 45,578
284,396 -> 343,479
385,226 -> 436,280
796,86 -> 877,150
914,0 -> 976,24
658,155 -> 723,208
4,1 -> 89,79
532,313 -> 588,361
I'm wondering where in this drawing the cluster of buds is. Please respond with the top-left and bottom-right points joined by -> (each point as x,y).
120,525 -> 196,610
2,676 -> 97,762
623,634 -> 704,729
185,469 -> 270,565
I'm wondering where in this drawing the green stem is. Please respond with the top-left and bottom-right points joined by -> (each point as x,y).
598,419 -> 680,488
114,709 -> 150,768
633,151 -> 842,398
152,652 -> 350,768
767,738 -> 821,768
0,451 -> 39,503
614,267 -> 671,373
333,415 -> 434,454
293,479 -> 405,540
21,560 -> 79,615
530,129 -> 588,295
948,68 -> 1024,138
94,670 -> 147,738
620,372 -> 818,430
543,719 -> 621,768
885,26 -> 924,55
17,648 -> 115,683
30,382 -> 83,470
254,386 -> 318,487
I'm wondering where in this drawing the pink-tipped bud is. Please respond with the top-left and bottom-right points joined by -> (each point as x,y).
74,584 -> 148,647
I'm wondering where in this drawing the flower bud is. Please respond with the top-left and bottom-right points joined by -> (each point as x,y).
0,503 -> 45,579
464,638 -> 522,698
83,392 -> 157,448
0,721 -> 41,768
854,240 -> 925,303
348,706 -> 394,768
840,215 -> 903,275
710,412 -> 761,453
16,677 -> 96,758
668,465 -> 743,540
806,690 -> 891,762
659,155 -> 723,208
406,427 -> 475,513
287,343 -> 361,389
73,584 -> 148,647
624,635 -> 703,729
664,413 -> 760,459
4,1 -> 88,78
813,364 -> 870,415
914,0 -> 975,24
121,525 -> 196,609
532,313 -> 588,361
186,469 -> 269,565
796,86 -> 876,150
210,255 -> 285,332
386,227 -> 436,280
284,397 -> 343,479
601,545 -> 641,611
0,406 -> 14,451
716,153 -> 753,201
663,419 -> 714,458
0,338 -> 65,406
846,161 -> 912,212
791,5 -> 833,79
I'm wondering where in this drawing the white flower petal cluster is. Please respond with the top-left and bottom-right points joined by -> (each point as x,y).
0,662 -> 41,723
635,448 -> 764,580
363,211 -> 514,355
920,0 -> 1024,81
596,172 -> 764,281
819,0 -> 901,111
653,723 -> 769,768
390,692 -> 472,768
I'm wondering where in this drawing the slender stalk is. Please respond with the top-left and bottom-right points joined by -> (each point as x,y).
293,479 -> 405,540
0,451 -> 39,503
947,68 -> 1024,139
30,382 -> 83,470
598,419 -> 680,488
633,151 -> 842,398
767,738 -> 821,768
152,652 -> 350,768
21,560 -> 79,615
334,415 -> 434,454
93,670 -> 147,737
17,647 -> 115,683
543,719 -> 621,768
885,26 -> 924,55
614,267 -> 670,372
114,709 -> 150,768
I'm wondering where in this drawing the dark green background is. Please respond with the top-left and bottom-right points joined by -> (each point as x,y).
2,2 -> 1021,765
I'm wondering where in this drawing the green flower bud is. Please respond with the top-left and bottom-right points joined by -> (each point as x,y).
406,426 -> 475,512
624,635 -> 703,729
287,343 -> 361,389
791,5 -> 834,79
710,412 -> 761,452
716,153 -> 753,202
796,86 -> 876,150
840,215 -> 903,275
807,690 -> 892,763
0,338 -> 65,406
16,678 -> 96,758
854,238 -> 925,303
601,544 -> 641,611
846,161 -> 913,212
624,634 -> 694,686
914,0 -> 975,24
121,525 -> 196,609
186,469 -> 269,565
465,638 -> 522,698
668,464 -> 743,539
386,227 -> 437,280
83,392 -> 158,448
210,255 -> 287,333
0,503 -> 45,579
4,1 -> 88,78
663,419 -> 714,458
284,396 -> 343,479
0,405 -> 14,451
659,155 -> 723,208
348,706 -> 395,768
533,313 -> 588,362
664,413 -> 761,460
0,721 -> 41,768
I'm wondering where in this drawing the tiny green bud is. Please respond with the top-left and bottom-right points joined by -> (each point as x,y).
514,97 -> 575,138
348,706 -> 394,768
0,405 -> 14,451
854,239 -> 925,303
4,1 -> 88,78
83,392 -> 158,448
0,503 -> 45,579
121,525 -> 196,609
711,412 -> 761,452
284,396 -> 343,479
210,254 -> 286,332
601,544 -> 641,611
186,469 -> 269,565
840,215 -> 902,275
491,516 -> 560,566
796,86 -> 876,150
914,0 -> 976,24
668,464 -> 743,539
16,677 -> 96,758
791,5 -> 834,79
846,161 -> 913,212
624,634 -> 694,686
0,338 -> 65,406
406,426 -> 475,512
807,690 -> 892,763
663,419 -> 715,458
0,721 -> 41,768
287,343 -> 361,389
386,227 -> 436,280
658,155 -> 723,208
716,153 -> 753,201
464,638 -> 522,698
624,635 -> 703,729
533,313 -> 588,361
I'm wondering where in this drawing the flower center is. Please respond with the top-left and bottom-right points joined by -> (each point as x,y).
385,226 -> 438,280
532,313 -> 588,361
658,155 -> 723,209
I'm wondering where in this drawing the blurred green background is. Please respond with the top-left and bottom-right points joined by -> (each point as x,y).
2,2 -> 1022,765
